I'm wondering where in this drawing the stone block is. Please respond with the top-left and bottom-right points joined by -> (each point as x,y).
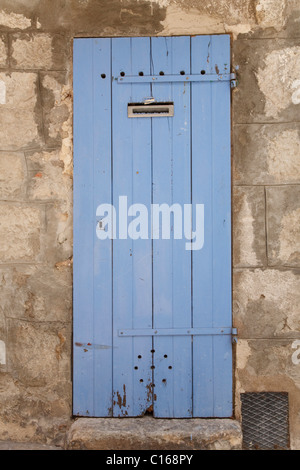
233,268 -> 300,338
0,203 -> 42,262
11,33 -> 67,70
6,318 -> 70,388
233,38 -> 300,123
0,151 -> 26,199
0,9 -> 32,29
39,72 -> 71,147
266,186 -> 300,267
239,1 -> 300,39
233,123 -> 300,185
0,265 -> 72,323
2,316 -> 72,441
67,417 -> 242,450
42,203 -> 73,265
0,72 -> 41,150
35,0 -> 166,35
26,149 -> 72,201
0,34 -> 8,67
233,186 -> 267,267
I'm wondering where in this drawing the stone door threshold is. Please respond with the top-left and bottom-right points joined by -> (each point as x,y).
66,417 -> 242,450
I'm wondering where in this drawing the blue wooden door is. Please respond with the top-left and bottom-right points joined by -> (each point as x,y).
73,36 -> 233,418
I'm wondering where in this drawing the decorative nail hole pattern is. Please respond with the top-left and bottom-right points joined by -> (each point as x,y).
101,73 -> 106,79
201,70 -> 206,75
180,70 -> 185,75
168,366 -> 172,369
159,71 -> 164,76
120,71 -> 125,77
138,355 -> 142,359
164,354 -> 168,358
139,71 -> 144,76
134,366 -> 138,370
151,349 -> 155,353
140,379 -> 143,383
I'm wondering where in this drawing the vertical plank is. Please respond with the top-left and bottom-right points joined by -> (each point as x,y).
92,38 -> 113,416
112,38 -> 133,417
112,38 -> 152,416
131,37 -> 153,416
152,36 -> 192,417
73,38 -> 113,416
170,37 -> 192,418
73,38 -> 94,416
191,34 -> 232,417
210,35 -> 232,416
191,35 -> 214,417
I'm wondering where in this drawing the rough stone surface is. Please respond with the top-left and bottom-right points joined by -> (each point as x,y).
233,187 -> 267,267
0,35 -> 7,67
39,72 -> 71,147
266,186 -> 300,267
11,33 -> 67,70
0,440 -> 62,450
0,152 -> 26,199
233,39 -> 300,123
42,203 -> 73,265
160,0 -> 300,38
233,124 -> 300,185
0,265 -> 72,323
6,319 -> 70,388
0,9 -> 32,30
254,0 -> 286,30
0,317 -> 72,444
34,0 -> 166,35
0,203 -> 42,262
11,33 -> 52,69
27,149 -> 72,201
0,72 -> 41,150
67,417 -> 242,450
233,268 -> 300,339
256,46 -> 300,119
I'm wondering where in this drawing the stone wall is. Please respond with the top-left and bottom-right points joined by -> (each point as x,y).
0,0 -> 299,448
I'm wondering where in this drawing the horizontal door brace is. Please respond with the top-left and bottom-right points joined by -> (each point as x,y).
117,73 -> 236,84
118,327 -> 237,337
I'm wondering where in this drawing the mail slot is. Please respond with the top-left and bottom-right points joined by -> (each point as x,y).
128,102 -> 174,118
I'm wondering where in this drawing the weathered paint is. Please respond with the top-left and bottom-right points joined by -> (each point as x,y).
73,35 -> 232,418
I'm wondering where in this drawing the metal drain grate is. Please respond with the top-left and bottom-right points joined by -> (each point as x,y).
241,392 -> 289,450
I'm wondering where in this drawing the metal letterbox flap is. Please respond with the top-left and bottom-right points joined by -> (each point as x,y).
128,102 -> 174,118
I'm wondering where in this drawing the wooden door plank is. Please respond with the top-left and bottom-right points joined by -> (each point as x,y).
191,35 -> 232,417
210,35 -> 232,417
151,36 -> 192,418
112,38 -> 153,416
73,38 -> 113,416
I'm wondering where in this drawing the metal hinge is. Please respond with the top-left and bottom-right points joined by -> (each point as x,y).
231,328 -> 238,344
118,327 -> 238,339
230,72 -> 237,88
117,72 -> 237,84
